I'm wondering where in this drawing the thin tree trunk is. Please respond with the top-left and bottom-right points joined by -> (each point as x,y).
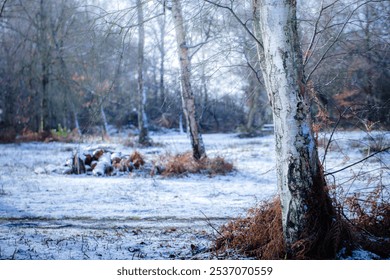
159,14 -> 166,106
246,78 -> 260,132
179,113 -> 184,134
199,52 -> 208,124
253,0 -> 335,258
100,103 -> 109,138
137,0 -> 149,145
171,0 -> 206,160
73,110 -> 81,136
38,0 -> 50,132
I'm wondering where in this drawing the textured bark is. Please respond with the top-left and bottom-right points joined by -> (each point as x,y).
136,0 -> 149,145
253,0 -> 334,258
171,0 -> 206,159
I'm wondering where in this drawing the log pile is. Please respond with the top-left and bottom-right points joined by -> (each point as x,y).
65,149 -> 146,176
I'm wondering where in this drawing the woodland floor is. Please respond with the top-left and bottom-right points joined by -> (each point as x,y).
0,129 -> 388,259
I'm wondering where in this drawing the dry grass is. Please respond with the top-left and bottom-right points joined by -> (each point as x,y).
153,152 -> 234,177
214,184 -> 390,260
129,151 -> 145,169
214,197 -> 286,259
342,185 -> 390,258
345,187 -> 390,237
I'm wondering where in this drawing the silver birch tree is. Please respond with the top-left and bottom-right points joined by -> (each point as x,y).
171,0 -> 206,159
252,0 -> 335,258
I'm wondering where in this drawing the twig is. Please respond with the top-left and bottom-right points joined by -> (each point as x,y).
321,107 -> 350,165
340,210 -> 377,238
200,210 -> 223,236
203,0 -> 263,49
325,146 -> 390,176
0,0 -> 7,17
305,0 -> 385,83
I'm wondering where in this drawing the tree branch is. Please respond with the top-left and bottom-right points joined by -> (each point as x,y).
305,0 -> 388,83
203,0 -> 263,49
303,0 -> 326,66
325,146 -> 390,176
0,0 -> 7,18
243,51 -> 263,85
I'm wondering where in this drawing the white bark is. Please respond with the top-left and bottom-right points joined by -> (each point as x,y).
171,0 -> 206,159
253,0 -> 332,255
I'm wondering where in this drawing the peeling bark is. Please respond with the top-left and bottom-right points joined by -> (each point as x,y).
253,0 -> 334,258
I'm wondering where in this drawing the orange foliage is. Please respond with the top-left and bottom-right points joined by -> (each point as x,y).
129,151 -> 145,169
155,152 -> 234,177
214,198 -> 285,259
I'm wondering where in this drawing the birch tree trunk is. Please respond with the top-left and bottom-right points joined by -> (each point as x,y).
137,0 -> 149,145
171,0 -> 206,160
253,0 -> 335,258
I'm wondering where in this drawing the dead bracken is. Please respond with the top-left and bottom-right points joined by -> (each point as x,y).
151,152 -> 234,177
213,186 -> 390,260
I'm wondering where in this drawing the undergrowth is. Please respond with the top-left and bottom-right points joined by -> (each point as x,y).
213,184 -> 390,259
13,128 -> 80,143
214,197 -> 285,259
152,152 -> 234,177
336,184 -> 390,259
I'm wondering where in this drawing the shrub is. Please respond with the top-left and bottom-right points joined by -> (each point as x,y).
153,152 -> 234,177
0,127 -> 16,143
341,185 -> 390,258
214,184 -> 390,259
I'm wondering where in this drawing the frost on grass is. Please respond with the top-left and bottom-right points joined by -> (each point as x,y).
0,131 -> 388,259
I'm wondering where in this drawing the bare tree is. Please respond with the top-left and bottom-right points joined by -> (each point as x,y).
171,0 -> 206,159
252,0 -> 335,258
136,0 -> 150,145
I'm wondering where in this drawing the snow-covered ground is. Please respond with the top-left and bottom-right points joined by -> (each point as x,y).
0,130 -> 388,259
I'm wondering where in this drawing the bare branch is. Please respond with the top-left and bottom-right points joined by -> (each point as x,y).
188,38 -> 215,60
325,146 -> 390,176
303,0 -> 326,66
200,210 -> 223,236
305,0 -> 388,83
321,107 -> 350,166
243,51 -> 263,85
0,0 -> 7,17
203,0 -> 263,49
